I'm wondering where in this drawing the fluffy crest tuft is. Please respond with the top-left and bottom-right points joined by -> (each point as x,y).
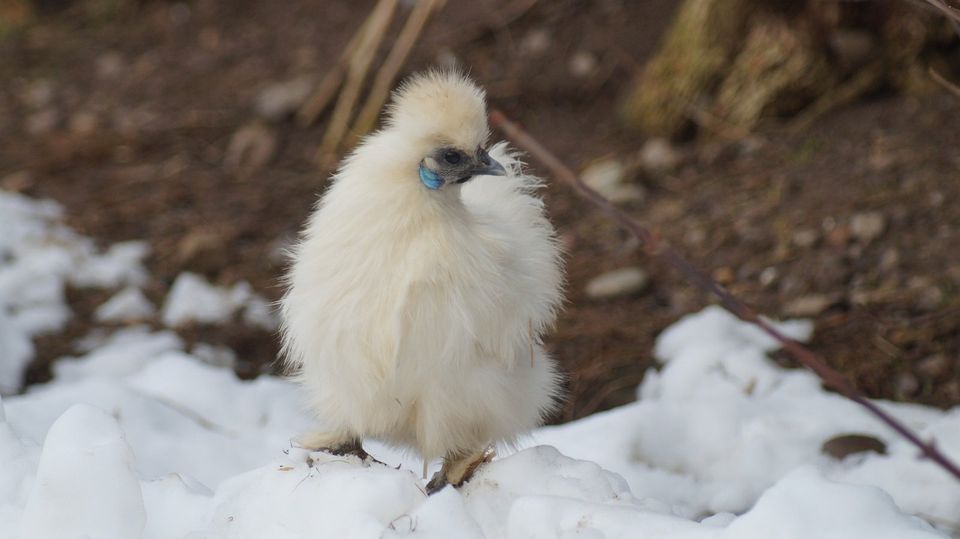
385,69 -> 490,150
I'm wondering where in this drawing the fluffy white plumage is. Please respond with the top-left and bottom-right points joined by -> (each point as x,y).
280,70 -> 563,487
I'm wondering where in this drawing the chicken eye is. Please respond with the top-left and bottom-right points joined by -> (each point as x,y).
443,150 -> 462,165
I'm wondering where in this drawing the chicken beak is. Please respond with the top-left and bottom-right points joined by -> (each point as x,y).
473,148 -> 507,177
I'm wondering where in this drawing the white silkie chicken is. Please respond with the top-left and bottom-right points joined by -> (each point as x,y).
280,70 -> 563,492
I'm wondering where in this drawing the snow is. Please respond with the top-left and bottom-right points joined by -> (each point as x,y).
95,286 -> 156,323
161,272 -> 278,330
0,189 -> 957,538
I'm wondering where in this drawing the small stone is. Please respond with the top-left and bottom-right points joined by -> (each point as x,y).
68,111 -> 98,134
849,211 -> 886,244
639,137 -> 681,172
224,122 -> 277,170
0,171 -> 33,192
585,267 -> 649,299
943,380 -> 960,401
894,371 -> 920,399
916,354 -> 950,378
255,76 -> 314,122
520,28 -> 551,56
568,51 -> 597,78
582,158 -> 624,190
821,434 -> 886,460
96,51 -> 124,79
20,79 -> 55,108
784,294 -> 833,317
759,267 -> 778,288
713,266 -> 735,285
25,108 -> 60,135
792,228 -> 818,248
826,225 -> 851,248
684,227 -> 707,247
581,157 -> 643,203
879,248 -> 899,272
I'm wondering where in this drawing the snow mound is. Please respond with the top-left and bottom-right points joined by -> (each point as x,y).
161,272 -> 278,330
0,310 -> 954,538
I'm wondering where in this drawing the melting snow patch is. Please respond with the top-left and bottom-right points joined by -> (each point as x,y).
161,272 -> 278,330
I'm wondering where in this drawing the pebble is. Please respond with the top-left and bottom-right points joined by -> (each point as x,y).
916,354 -> 950,378
879,248 -> 899,272
224,122 -> 277,170
585,267 -> 649,299
520,28 -> 551,56
759,267 -> 778,288
68,111 -> 98,134
96,51 -> 124,79
254,76 -> 314,122
581,157 -> 644,203
713,266 -> 735,285
894,371 -> 920,399
25,109 -> 60,135
792,227 -> 818,248
639,137 -> 681,172
0,171 -> 33,192
849,211 -> 886,244
20,79 -> 54,108
784,294 -> 833,317
568,51 -> 597,78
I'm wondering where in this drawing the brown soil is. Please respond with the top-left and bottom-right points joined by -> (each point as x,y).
1,0 -> 958,422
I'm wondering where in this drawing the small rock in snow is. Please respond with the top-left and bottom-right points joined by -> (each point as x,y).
586,267 -> 649,299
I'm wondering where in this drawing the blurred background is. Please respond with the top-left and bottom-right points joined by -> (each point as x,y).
1,0 -> 959,423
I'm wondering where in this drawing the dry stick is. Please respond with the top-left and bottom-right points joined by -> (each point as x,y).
923,0 -> 960,23
489,108 -> 960,483
789,61 -> 884,134
297,13 -> 372,128
349,0 -> 443,144
929,66 -> 960,99
315,0 -> 399,166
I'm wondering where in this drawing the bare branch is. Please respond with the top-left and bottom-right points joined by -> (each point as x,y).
930,66 -> 960,99
349,0 -> 444,143
489,108 -> 960,483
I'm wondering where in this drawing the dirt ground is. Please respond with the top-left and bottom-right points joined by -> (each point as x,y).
1,0 -> 958,423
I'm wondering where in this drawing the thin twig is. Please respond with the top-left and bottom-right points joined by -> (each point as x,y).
923,0 -> 960,23
297,12 -> 373,127
349,0 -> 443,144
929,66 -> 960,99
489,108 -> 960,483
315,0 -> 399,166
790,61 -> 884,133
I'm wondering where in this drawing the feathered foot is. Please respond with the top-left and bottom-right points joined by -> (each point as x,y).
294,431 -> 385,465
425,447 -> 495,495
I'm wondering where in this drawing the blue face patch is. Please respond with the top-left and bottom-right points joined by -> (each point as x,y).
419,164 -> 443,190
